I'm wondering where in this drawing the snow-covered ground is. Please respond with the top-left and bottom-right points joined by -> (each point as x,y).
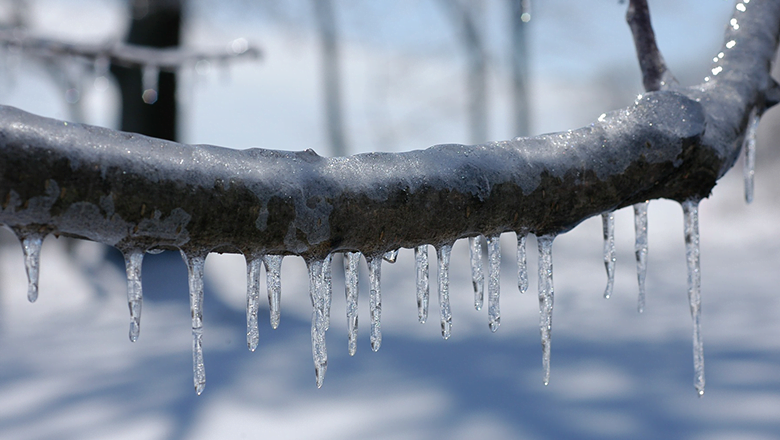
3,0 -> 780,439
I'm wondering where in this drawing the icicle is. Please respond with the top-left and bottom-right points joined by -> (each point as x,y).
487,234 -> 501,332
15,229 -> 45,303
682,200 -> 705,396
123,249 -> 144,342
383,249 -> 399,263
323,253 -> 333,331
307,258 -> 328,388
634,202 -> 649,313
142,64 -> 159,104
743,107 -> 760,204
344,252 -> 360,356
181,250 -> 207,395
415,245 -> 429,324
246,255 -> 263,351
602,212 -> 616,299
537,235 -> 555,386
262,255 -> 283,329
368,256 -> 382,351
469,236 -> 484,311
517,233 -> 528,294
438,244 -> 453,339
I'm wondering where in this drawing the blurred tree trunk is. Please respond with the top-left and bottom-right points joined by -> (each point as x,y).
509,0 -> 530,137
111,0 -> 182,141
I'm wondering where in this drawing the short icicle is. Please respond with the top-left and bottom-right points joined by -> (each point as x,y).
368,256 -> 382,351
323,253 -> 333,331
469,236 -> 485,311
307,258 -> 328,388
602,212 -> 616,299
262,255 -> 283,329
181,249 -> 208,395
123,249 -> 144,342
438,244 -> 453,339
344,252 -> 360,356
14,228 -> 46,303
682,200 -> 705,396
743,107 -> 760,204
383,249 -> 399,263
487,234 -> 501,332
537,235 -> 555,386
634,202 -> 649,313
415,245 -> 430,324
246,254 -> 263,351
517,233 -> 528,294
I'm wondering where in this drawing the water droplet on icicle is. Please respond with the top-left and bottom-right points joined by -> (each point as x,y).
602,212 -> 616,299
537,235 -> 555,386
517,233 -> 528,294
13,227 -> 46,303
142,64 -> 159,104
123,249 -> 144,342
383,249 -> 399,263
487,234 -> 501,332
181,250 -> 208,395
368,256 -> 382,352
263,255 -> 283,329
92,54 -> 110,92
246,254 -> 263,351
415,245 -> 429,324
469,236 -> 484,311
634,202 -> 649,313
438,244 -> 453,339
307,258 -> 329,388
682,200 -> 705,396
743,107 -> 760,204
344,252 -> 360,356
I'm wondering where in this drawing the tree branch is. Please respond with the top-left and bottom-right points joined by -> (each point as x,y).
0,0 -> 777,263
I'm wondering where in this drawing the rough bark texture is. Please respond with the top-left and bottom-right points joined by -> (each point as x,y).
0,0 -> 777,262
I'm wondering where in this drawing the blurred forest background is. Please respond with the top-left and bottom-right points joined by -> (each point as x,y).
2,0 -> 780,439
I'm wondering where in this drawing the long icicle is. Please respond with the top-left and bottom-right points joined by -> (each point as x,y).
181,249 -> 208,395
262,255 -> 283,330
517,233 -> 528,294
682,199 -> 705,396
415,245 -> 429,324
634,202 -> 649,313
368,256 -> 382,351
307,258 -> 328,388
438,244 -> 453,339
13,227 -> 46,303
344,252 -> 360,356
602,212 -> 616,299
537,235 -> 555,386
487,234 -> 501,332
469,236 -> 485,311
743,107 -> 760,204
123,248 -> 144,342
323,253 -> 333,332
246,254 -> 263,351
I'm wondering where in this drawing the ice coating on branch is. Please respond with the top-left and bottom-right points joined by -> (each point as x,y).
246,255 -> 263,351
602,212 -> 616,299
181,250 -> 207,395
383,249 -> 399,263
517,233 -> 528,294
438,244 -> 453,339
682,200 -> 705,396
487,234 -> 501,332
13,228 -> 45,303
307,258 -> 329,388
123,249 -> 144,342
323,253 -> 333,331
743,107 -> 760,204
368,256 -> 382,351
142,64 -> 159,104
634,202 -> 649,313
537,235 -> 555,386
415,245 -> 429,324
344,252 -> 360,356
469,236 -> 484,311
263,255 -> 283,329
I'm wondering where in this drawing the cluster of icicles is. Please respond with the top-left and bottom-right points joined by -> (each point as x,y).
8,110 -> 761,397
